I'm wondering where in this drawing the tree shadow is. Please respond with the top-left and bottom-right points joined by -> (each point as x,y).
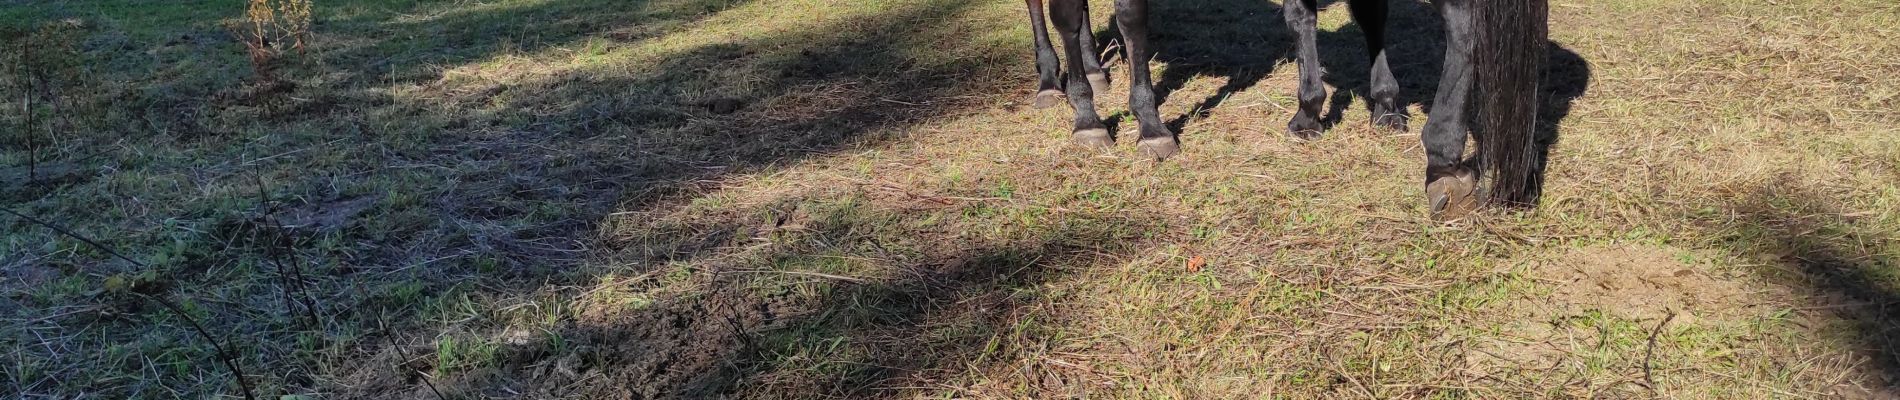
495,216 -> 1150,398
10,0 -> 1145,398
267,0 -> 1018,275
254,0 -> 1152,398
1709,179 -> 1900,394
6,0 -> 1610,397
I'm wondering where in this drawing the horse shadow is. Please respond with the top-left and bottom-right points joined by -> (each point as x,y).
1140,0 -> 1292,132
1127,0 -> 1590,171
1715,181 -> 1900,394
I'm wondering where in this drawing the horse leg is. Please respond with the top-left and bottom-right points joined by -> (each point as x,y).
1349,0 -> 1405,131
1027,0 -> 1066,108
1115,0 -> 1180,160
1423,0 -> 1479,220
1051,0 -> 1113,147
1282,0 -> 1326,139
1075,2 -> 1113,97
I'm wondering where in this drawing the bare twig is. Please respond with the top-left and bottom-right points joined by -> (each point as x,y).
1,207 -> 259,400
1643,311 -> 1678,390
250,171 -> 321,330
18,48 -> 38,181
725,269 -> 868,283
138,293 -> 258,400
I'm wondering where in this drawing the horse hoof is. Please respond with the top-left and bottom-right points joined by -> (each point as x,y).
1136,137 -> 1180,161
1426,171 -> 1479,222
1032,89 -> 1065,109
1372,113 -> 1408,132
1086,73 -> 1111,96
1287,116 -> 1323,141
1073,128 -> 1113,148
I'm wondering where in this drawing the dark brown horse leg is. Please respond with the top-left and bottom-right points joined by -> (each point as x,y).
1026,0 -> 1066,108
1283,0 -> 1326,139
1349,0 -> 1405,131
1423,0 -> 1479,220
1074,3 -> 1111,98
1051,0 -> 1112,147
1115,0 -> 1179,160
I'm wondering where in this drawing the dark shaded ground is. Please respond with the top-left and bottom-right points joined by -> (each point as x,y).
7,0 -> 1139,398
1147,0 -> 1290,132
563,228 -> 1143,399
1711,179 -> 1900,394
300,0 -> 1124,398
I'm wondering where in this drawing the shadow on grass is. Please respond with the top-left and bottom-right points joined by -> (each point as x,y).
6,0 -> 1155,398
1134,0 -> 1590,153
506,219 -> 1147,398
1147,0 -> 1290,133
298,0 -> 1131,397
1710,180 -> 1900,392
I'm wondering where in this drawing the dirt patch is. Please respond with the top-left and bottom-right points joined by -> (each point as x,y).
573,288 -> 800,399
1475,245 -> 1778,367
1467,244 -> 1900,398
327,283 -> 802,399
457,279 -> 804,400
1538,245 -> 1765,322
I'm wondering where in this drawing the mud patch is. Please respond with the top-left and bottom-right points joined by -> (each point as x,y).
327,284 -> 803,399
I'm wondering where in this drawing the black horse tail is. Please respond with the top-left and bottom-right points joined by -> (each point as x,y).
1473,0 -> 1549,206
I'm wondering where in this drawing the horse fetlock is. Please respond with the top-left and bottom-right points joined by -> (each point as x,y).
1297,87 -> 1327,110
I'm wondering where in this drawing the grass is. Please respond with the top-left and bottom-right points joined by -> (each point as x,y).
2,0 -> 1898,398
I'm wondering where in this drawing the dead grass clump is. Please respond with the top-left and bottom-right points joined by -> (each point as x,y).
232,0 -> 313,83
